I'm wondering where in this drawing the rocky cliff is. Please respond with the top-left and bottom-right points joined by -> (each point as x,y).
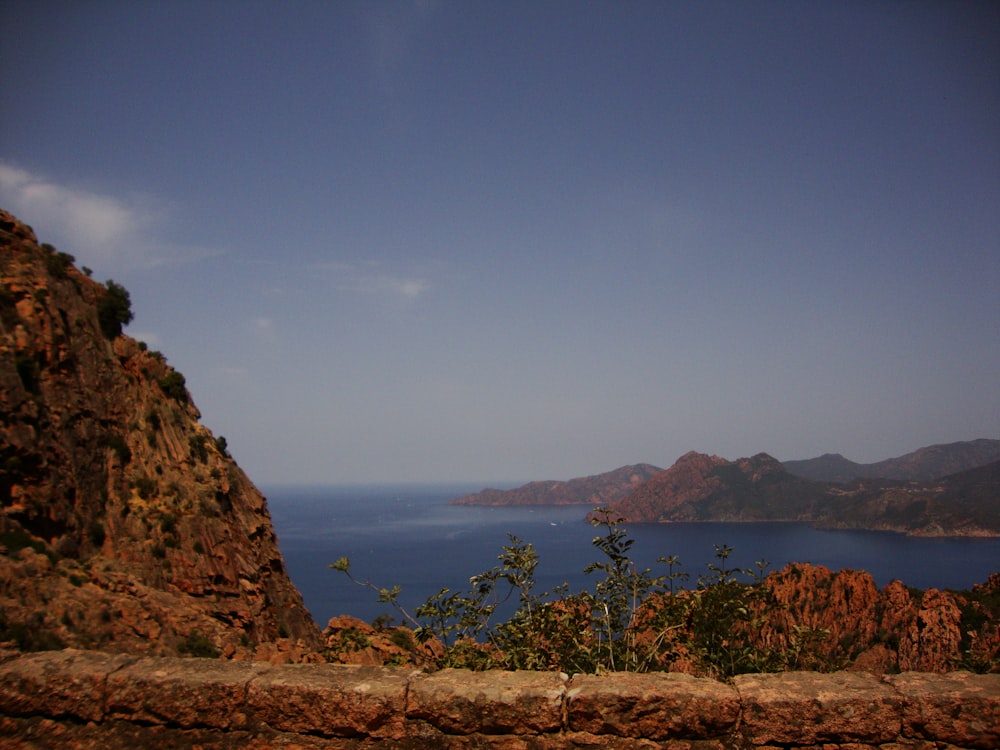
451,463 -> 663,506
752,564 -> 1000,674
0,208 -> 321,658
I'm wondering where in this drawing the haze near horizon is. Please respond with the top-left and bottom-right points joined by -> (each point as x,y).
1,2 -> 997,484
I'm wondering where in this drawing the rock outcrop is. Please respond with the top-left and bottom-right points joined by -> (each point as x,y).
0,208 -> 321,657
754,563 -> 1000,674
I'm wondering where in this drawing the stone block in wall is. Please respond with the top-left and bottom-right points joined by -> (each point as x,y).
887,671 -> 1000,750
407,669 -> 565,735
245,663 -> 411,739
105,655 -> 271,730
565,671 -> 740,740
734,671 -> 902,746
0,649 -> 134,722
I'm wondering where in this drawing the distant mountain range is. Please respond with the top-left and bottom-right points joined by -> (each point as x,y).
452,440 -> 1000,537
782,439 -> 1000,482
451,463 -> 663,506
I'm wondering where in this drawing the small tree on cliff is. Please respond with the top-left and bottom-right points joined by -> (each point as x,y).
98,280 -> 134,339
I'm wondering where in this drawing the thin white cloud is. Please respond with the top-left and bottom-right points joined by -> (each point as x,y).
253,316 -> 277,343
0,161 -> 221,270
312,259 -> 430,301
365,1 -> 442,102
0,162 -> 148,248
384,277 -> 428,299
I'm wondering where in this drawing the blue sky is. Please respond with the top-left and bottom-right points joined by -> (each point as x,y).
1,1 -> 998,484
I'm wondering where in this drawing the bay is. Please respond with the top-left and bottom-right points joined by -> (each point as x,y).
264,484 -> 1000,628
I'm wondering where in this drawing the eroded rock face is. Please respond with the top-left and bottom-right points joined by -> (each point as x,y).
753,564 -> 998,674
0,208 -> 321,656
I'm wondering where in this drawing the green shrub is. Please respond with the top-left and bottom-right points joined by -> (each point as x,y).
0,616 -> 65,651
332,508 -> 780,675
42,244 -> 75,279
188,434 -> 208,463
178,632 -> 219,658
97,280 -> 133,338
0,528 -> 47,557
159,371 -> 188,402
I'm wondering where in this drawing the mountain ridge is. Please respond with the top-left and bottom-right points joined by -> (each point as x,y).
783,439 -> 1000,482
451,463 -> 663,506
606,451 -> 1000,537
452,442 -> 1000,537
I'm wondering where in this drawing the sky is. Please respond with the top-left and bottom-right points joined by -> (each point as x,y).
1,1 -> 998,485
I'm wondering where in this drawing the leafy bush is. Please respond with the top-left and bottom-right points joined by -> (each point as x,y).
332,507 -> 779,676
0,617 -> 65,652
178,632 -> 220,658
159,371 -> 188,402
0,528 -> 47,557
97,280 -> 133,338
41,244 -> 75,279
188,434 -> 208,462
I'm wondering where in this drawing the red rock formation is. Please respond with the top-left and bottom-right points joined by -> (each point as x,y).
752,564 -> 997,674
322,615 -> 444,667
0,208 -> 321,656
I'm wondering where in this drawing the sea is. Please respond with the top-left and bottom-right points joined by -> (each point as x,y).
264,483 -> 1000,629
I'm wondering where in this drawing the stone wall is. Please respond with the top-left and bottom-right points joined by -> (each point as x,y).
0,649 -> 997,748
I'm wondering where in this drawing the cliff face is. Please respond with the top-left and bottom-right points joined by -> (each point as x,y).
451,463 -> 663,506
754,564 -> 999,673
0,209 -> 321,657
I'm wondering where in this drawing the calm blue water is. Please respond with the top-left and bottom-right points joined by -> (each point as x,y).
264,484 -> 1000,628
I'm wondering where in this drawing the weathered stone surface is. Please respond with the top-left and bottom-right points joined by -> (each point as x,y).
888,671 -> 1000,749
245,663 -> 410,738
0,650 -> 997,748
407,668 -> 565,735
0,715 -> 361,748
734,671 -> 902,745
105,654 -> 270,730
0,649 -> 133,722
566,671 -> 739,740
